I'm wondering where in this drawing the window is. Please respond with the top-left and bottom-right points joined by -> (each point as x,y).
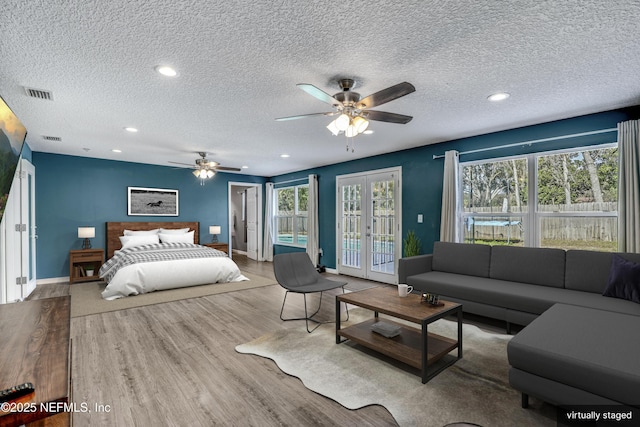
275,184 -> 308,246
461,145 -> 618,251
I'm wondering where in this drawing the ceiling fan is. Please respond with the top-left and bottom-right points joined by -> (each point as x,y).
276,78 -> 416,140
169,152 -> 241,182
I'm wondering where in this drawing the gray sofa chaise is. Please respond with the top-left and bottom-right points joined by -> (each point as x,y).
398,242 -> 640,331
398,242 -> 640,409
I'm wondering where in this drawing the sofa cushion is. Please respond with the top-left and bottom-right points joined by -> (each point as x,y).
603,255 -> 640,303
432,242 -> 491,277
490,246 -> 565,288
565,250 -> 615,293
565,250 -> 640,294
508,304 -> 640,406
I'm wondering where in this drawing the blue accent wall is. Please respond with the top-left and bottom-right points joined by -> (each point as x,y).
33,152 -> 265,279
271,109 -> 639,269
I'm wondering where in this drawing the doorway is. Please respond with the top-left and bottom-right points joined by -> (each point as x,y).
228,182 -> 262,261
336,167 -> 401,284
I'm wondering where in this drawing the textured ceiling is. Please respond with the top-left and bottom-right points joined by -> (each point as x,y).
1,0 -> 639,177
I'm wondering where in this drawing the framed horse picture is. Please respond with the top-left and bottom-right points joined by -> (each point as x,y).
127,187 -> 179,216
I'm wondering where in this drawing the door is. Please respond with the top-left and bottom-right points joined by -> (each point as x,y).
337,168 -> 401,284
1,159 -> 36,302
22,159 -> 36,296
246,186 -> 258,260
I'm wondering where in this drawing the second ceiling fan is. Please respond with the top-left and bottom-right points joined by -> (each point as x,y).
276,78 -> 416,138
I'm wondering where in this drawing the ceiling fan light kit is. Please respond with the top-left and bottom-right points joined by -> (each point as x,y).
169,152 -> 241,185
277,78 -> 415,151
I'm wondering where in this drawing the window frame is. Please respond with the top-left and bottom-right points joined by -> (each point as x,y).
459,143 -> 618,249
275,183 -> 309,248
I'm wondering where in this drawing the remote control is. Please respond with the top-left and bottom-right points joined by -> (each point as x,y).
0,382 -> 35,403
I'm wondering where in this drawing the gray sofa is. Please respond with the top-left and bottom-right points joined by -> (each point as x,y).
398,242 -> 640,408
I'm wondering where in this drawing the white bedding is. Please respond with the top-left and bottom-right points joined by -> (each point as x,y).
101,245 -> 248,300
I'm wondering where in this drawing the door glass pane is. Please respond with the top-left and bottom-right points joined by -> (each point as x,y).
341,184 -> 361,268
370,179 -> 395,274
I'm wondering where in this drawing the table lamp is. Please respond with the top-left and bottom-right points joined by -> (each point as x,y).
209,225 -> 221,243
78,226 -> 95,249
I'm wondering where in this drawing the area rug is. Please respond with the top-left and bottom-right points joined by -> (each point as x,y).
236,309 -> 554,427
70,272 -> 275,317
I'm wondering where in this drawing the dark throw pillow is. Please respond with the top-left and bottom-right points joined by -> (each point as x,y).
603,254 -> 640,303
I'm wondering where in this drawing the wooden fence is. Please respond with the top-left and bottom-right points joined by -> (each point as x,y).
465,202 -> 617,243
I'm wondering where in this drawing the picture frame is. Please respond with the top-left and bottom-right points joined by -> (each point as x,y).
127,187 -> 179,216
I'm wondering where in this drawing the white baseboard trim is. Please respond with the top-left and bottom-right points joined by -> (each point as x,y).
37,276 -> 69,285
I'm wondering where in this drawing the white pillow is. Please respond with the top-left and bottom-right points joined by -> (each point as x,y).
123,228 -> 159,236
119,234 -> 160,249
159,228 -> 190,234
159,230 -> 194,244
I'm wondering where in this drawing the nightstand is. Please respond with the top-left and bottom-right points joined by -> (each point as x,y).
203,242 -> 229,254
69,249 -> 104,284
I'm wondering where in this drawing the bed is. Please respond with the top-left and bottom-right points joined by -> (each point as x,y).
99,221 -> 248,300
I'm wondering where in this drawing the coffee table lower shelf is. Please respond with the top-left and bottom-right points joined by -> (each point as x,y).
337,318 -> 458,372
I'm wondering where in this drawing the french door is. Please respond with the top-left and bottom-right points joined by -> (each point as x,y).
337,167 -> 401,284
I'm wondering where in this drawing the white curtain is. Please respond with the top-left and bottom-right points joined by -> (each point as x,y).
618,120 -> 640,252
306,174 -> 320,266
263,182 -> 274,261
440,150 -> 460,242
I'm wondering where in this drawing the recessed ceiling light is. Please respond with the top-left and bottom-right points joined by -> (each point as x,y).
155,65 -> 178,77
280,154 -> 290,158
242,165 -> 249,169
363,130 -> 374,135
124,127 -> 138,132
112,149 -> 122,153
488,92 -> 510,102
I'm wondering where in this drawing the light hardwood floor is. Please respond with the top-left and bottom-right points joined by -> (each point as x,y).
28,255 -> 400,426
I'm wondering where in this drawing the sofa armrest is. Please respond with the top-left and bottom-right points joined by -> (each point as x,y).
398,254 -> 433,283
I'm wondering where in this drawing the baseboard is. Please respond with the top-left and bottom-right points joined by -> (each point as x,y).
37,276 -> 69,285
325,268 -> 338,274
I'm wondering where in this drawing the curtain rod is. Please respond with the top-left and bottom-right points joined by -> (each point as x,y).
272,176 -> 309,186
432,128 -> 618,160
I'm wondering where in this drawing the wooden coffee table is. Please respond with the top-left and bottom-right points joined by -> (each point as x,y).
336,286 -> 462,383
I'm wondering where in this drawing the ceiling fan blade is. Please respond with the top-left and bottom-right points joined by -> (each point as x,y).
357,82 -> 416,109
168,161 -> 195,167
297,84 -> 343,107
364,110 -> 413,124
275,112 -> 336,121
215,166 -> 242,172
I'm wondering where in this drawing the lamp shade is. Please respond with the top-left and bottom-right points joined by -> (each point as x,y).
78,227 -> 95,239
335,113 -> 350,131
352,116 -> 369,133
209,226 -> 221,235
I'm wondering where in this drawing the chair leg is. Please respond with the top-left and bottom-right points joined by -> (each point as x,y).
280,291 -> 325,333
280,289 -> 348,333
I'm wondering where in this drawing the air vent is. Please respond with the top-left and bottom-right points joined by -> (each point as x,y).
42,135 -> 62,142
23,87 -> 53,101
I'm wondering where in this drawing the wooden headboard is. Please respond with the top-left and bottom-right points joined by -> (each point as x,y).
106,221 -> 200,259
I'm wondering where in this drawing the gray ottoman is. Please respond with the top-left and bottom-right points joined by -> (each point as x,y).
508,304 -> 640,407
